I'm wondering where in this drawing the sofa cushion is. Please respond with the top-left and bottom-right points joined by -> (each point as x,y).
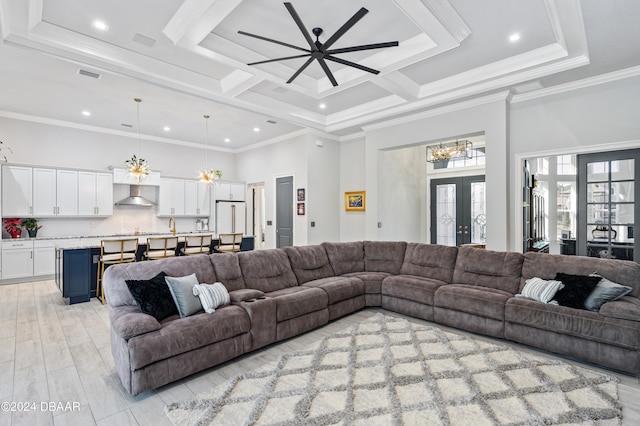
400,243 -> 458,283
599,296 -> 640,322
210,253 -> 245,291
284,245 -> 335,284
364,241 -> 407,274
343,272 -> 390,294
126,272 -> 179,322
229,289 -> 265,303
127,305 -> 250,370
237,249 -> 298,293
520,252 -> 640,298
104,255 -> 217,307
505,297 -> 640,350
322,241 -> 365,275
452,247 -> 523,294
301,276 -> 364,305
382,275 -> 448,306
435,284 -> 512,321
265,287 -> 328,322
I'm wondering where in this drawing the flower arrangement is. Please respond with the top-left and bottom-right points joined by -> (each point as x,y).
3,218 -> 22,238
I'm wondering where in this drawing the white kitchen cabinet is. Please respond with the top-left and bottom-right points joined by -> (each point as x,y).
33,240 -> 56,276
1,240 -> 34,280
214,180 -> 245,201
184,180 -> 211,216
78,171 -> 113,216
2,165 -> 33,216
158,178 -> 185,216
33,168 -> 78,216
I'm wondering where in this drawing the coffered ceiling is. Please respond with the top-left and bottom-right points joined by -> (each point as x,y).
0,0 -> 638,150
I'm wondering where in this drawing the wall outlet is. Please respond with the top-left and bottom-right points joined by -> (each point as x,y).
378,222 -> 382,228
310,221 -> 316,227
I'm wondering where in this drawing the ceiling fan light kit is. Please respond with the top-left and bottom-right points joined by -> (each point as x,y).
239,2 -> 399,86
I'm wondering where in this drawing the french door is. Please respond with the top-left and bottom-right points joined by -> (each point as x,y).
430,175 -> 486,246
577,149 -> 639,262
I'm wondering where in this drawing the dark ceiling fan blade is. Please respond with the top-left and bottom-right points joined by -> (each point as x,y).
248,54 -> 311,66
287,57 -> 315,84
284,2 -> 317,51
321,7 -> 369,51
317,58 -> 338,87
327,41 -> 399,55
238,30 -> 309,53
325,55 -> 380,75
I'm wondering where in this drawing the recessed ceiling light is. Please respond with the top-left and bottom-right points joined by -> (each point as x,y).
163,126 -> 171,132
253,127 -> 260,132
81,110 -> 91,116
319,103 -> 327,109
224,138 -> 230,143
92,20 -> 109,31
509,33 -> 521,42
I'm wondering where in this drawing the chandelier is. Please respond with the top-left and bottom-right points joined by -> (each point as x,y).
126,98 -> 150,183
0,140 -> 12,163
426,140 -> 473,163
198,114 -> 222,185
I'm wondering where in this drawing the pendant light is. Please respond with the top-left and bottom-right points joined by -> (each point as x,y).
198,114 -> 222,184
126,98 -> 150,182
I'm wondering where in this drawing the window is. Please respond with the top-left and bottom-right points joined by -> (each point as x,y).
557,155 -> 576,175
557,182 -> 575,239
536,157 -> 549,175
433,147 -> 485,170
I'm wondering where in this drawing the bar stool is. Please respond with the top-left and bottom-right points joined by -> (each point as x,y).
96,238 -> 138,304
144,236 -> 179,260
181,234 -> 213,256
215,233 -> 243,253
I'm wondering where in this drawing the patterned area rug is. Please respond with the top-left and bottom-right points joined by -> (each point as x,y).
165,313 -> 622,425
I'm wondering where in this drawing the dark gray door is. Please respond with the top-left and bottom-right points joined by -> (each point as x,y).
276,176 -> 293,248
430,175 -> 486,246
577,149 -> 639,262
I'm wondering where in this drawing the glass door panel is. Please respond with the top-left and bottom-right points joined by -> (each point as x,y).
435,184 -> 456,246
430,176 -> 485,246
578,150 -> 639,262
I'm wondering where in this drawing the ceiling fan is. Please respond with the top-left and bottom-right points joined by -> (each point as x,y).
238,2 -> 399,87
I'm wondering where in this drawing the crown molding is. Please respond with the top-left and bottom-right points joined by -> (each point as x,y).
512,65 -> 640,103
362,91 -> 511,132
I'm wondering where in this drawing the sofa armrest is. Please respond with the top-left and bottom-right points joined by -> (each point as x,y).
110,306 -> 162,340
599,296 -> 640,322
229,289 -> 265,303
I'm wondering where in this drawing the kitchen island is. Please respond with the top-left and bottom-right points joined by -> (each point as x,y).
56,233 -> 255,304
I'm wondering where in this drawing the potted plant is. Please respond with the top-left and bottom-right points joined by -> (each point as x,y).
21,218 -> 42,238
3,218 -> 22,239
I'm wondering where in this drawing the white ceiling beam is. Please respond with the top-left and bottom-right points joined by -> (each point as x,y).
162,0 -> 242,49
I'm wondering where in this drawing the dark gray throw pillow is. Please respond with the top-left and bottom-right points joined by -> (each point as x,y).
553,273 -> 601,309
126,272 -> 178,321
583,273 -> 633,311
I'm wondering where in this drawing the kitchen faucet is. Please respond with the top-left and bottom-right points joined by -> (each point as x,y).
169,217 -> 176,235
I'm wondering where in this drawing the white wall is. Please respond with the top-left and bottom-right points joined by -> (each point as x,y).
235,134 -> 309,248
339,137 -> 366,242
364,94 -> 510,250
307,137 -> 340,244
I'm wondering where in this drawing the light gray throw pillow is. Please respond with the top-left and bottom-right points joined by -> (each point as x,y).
584,273 -> 632,311
165,273 -> 202,317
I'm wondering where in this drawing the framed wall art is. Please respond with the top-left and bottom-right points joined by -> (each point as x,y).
344,191 -> 366,212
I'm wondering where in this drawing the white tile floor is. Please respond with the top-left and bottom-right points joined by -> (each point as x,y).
0,279 -> 638,425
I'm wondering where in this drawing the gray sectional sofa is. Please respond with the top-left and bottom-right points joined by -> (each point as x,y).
103,241 -> 640,395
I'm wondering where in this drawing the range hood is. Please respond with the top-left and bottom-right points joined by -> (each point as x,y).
115,185 -> 155,207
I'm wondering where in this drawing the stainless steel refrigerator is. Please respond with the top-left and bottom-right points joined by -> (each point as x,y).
215,200 -> 246,235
